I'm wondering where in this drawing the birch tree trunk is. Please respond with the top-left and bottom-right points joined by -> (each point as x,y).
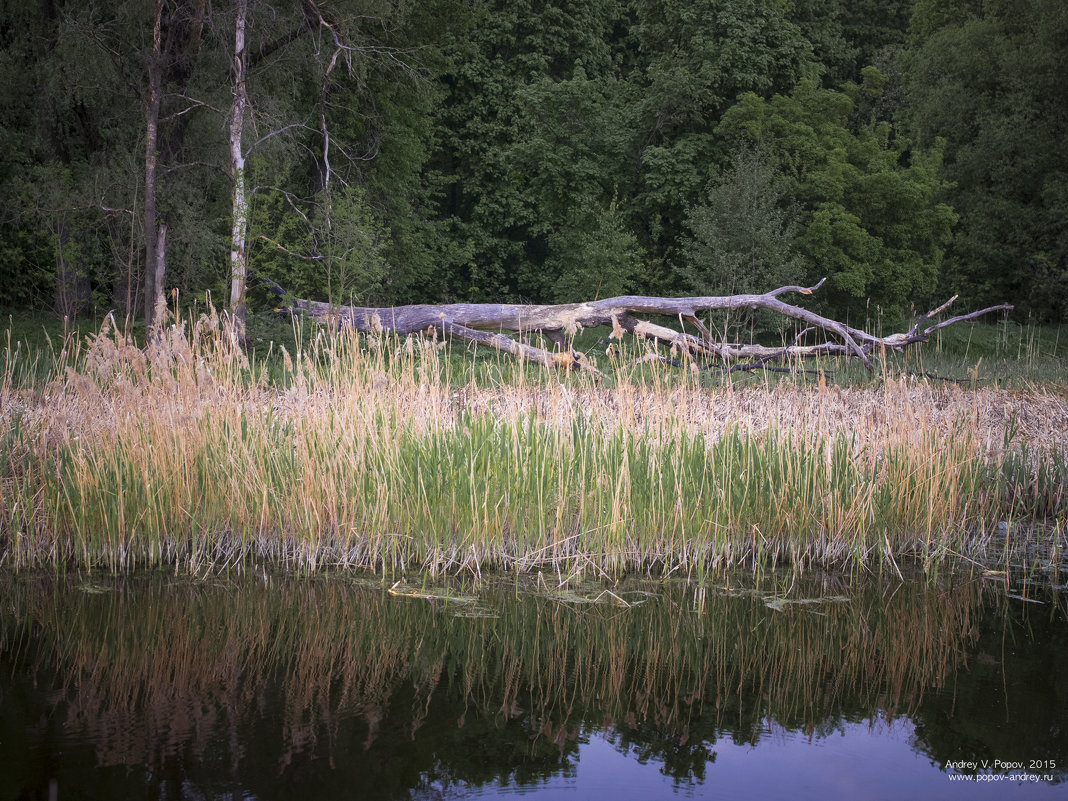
228,0 -> 250,343
142,0 -> 164,331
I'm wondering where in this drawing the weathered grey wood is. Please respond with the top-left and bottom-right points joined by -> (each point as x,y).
250,271 -> 1013,374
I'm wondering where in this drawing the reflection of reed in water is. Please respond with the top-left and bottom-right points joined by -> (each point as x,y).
0,572 -> 992,783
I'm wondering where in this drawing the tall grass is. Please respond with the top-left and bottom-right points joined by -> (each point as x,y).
1,308 -> 1065,574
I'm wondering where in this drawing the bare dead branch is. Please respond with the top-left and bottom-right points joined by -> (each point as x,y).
245,122 -> 313,157
248,187 -> 312,226
907,295 -> 958,337
162,160 -> 223,176
252,275 -> 1013,373
161,95 -> 227,122
923,304 -> 1015,336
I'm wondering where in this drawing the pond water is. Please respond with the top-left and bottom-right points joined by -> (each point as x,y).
0,568 -> 1065,800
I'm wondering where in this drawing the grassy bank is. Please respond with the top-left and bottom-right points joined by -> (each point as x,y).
2,308 -> 1066,575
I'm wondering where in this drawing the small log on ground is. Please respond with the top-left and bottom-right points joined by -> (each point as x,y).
250,272 -> 1013,375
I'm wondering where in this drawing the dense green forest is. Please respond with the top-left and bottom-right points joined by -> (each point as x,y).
1,0 -> 1064,331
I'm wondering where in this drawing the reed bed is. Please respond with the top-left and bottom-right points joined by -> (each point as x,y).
1,309 -> 1066,574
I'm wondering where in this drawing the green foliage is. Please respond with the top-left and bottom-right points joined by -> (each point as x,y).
312,2 -> 455,304
0,227 -> 52,308
626,0 -> 812,270
788,0 -> 912,88
316,187 -> 390,306
905,0 -> 1068,321
546,197 -> 643,302
429,0 -> 628,300
680,147 -> 802,298
250,186 -> 392,307
630,0 -> 811,123
717,77 -> 957,316
838,0 -> 912,69
0,0 -> 140,315
508,70 -> 639,301
0,0 -> 1058,323
909,0 -> 986,41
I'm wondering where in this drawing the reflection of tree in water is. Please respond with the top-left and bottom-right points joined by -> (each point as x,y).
0,572 -> 1065,798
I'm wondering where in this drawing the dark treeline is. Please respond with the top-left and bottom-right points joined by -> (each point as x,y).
1,0 -> 1064,327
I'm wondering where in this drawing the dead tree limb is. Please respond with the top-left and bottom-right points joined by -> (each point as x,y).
249,272 -> 1013,374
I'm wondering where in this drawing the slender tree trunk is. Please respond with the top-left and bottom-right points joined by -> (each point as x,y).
143,0 -> 164,330
228,0 -> 250,343
53,215 -> 91,319
107,177 -> 140,319
153,220 -> 167,320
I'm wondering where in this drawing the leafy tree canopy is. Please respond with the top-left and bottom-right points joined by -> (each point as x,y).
717,76 -> 957,317
0,0 -> 1058,325
905,0 -> 1068,320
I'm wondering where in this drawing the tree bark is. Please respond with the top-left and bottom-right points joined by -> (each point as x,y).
143,0 -> 164,331
228,0 -> 250,344
151,220 -> 167,323
252,274 -> 1013,374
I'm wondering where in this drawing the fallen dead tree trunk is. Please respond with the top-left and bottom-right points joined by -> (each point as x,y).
251,273 -> 1012,376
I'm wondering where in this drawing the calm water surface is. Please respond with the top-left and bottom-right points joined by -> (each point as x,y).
0,569 -> 1065,800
